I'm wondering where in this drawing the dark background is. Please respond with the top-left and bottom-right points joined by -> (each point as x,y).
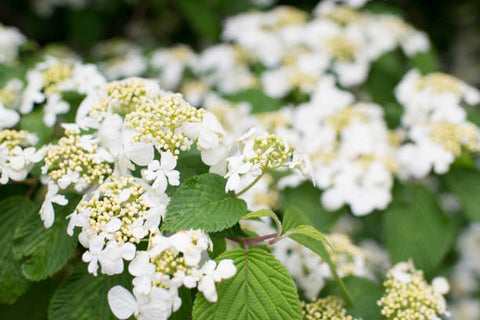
1,0 -> 479,85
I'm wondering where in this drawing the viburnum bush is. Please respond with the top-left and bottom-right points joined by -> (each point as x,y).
1,0 -> 480,319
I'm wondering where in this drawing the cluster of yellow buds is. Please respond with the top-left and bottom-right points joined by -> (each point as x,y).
302,296 -> 353,320
0,82 -> 18,107
416,72 -> 461,94
42,62 -> 73,95
78,176 -> 150,244
378,262 -> 448,320
430,122 -> 480,155
43,127 -> 112,187
150,249 -> 196,288
0,129 -> 36,153
125,93 -> 206,156
246,134 -> 295,170
326,36 -> 358,63
88,78 -> 150,118
326,106 -> 366,133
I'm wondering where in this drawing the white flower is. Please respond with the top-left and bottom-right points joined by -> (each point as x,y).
39,183 -> 68,228
57,169 -> 80,189
197,259 -> 236,302
19,70 -> 45,114
169,230 -> 212,266
108,286 -> 181,320
142,153 -> 179,192
43,93 -> 70,127
0,103 -> 20,129
224,155 -> 254,192
82,237 -> 136,276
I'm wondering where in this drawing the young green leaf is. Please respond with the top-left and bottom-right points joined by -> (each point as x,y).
283,225 -> 332,251
48,262 -> 132,320
13,196 -> 80,281
242,209 -> 282,234
0,197 -> 32,304
282,206 -> 353,307
193,248 -> 302,320
442,167 -> 480,222
162,173 -> 248,233
384,183 -> 456,273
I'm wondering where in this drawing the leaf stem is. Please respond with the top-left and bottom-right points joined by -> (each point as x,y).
235,172 -> 264,197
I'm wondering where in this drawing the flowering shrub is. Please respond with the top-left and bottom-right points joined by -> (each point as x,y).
1,0 -> 480,319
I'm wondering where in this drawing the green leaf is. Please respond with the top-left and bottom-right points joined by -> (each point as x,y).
48,262 -> 131,320
384,183 -> 456,273
209,235 -> 227,259
408,49 -> 440,74
282,206 -> 353,307
366,50 -> 405,106
0,278 -> 58,320
283,225 -> 331,250
225,89 -> 283,114
162,173 -> 248,233
442,168 -> 480,222
176,150 -> 209,183
242,209 -> 282,234
281,182 -> 340,232
0,197 -> 32,304
323,276 -> 383,320
19,108 -> 54,146
193,248 -> 302,320
13,195 -> 80,281
170,287 -> 194,320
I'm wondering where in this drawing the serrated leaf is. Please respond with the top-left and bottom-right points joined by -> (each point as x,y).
193,248 -> 302,320
13,195 -> 80,281
283,225 -> 331,250
384,183 -> 456,273
242,209 -> 281,234
283,206 -> 353,307
0,197 -> 32,304
48,262 -> 131,320
225,89 -> 283,114
442,167 -> 480,222
281,182 -> 340,232
163,173 -> 248,233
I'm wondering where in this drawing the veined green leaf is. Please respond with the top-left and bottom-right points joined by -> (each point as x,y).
162,173 -> 248,233
193,248 -> 302,320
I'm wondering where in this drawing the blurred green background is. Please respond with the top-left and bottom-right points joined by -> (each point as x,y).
0,0 -> 479,86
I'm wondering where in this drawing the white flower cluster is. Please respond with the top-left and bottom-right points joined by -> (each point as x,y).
21,55 -> 106,126
289,85 -> 398,215
0,23 -> 26,65
396,70 -> 480,179
108,230 -> 235,320
378,261 -> 450,320
0,129 -> 44,184
302,295 -> 358,320
35,77 -> 237,319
